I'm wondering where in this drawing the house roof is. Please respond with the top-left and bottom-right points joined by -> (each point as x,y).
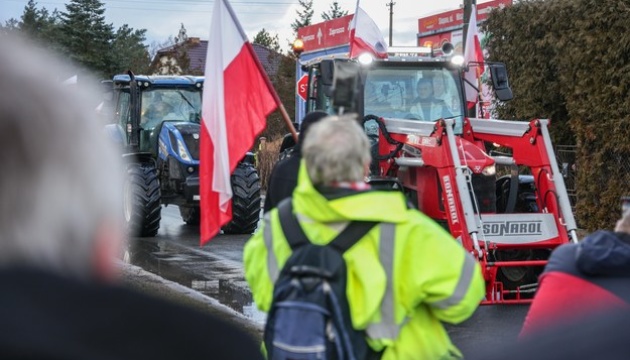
154,38 -> 284,76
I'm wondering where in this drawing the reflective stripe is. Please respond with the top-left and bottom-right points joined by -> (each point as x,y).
433,253 -> 477,309
367,223 -> 402,340
263,213 -> 280,283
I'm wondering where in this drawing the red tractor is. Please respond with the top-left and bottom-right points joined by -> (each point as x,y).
299,46 -> 578,304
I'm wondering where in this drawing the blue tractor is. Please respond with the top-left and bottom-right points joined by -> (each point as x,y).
105,73 -> 261,237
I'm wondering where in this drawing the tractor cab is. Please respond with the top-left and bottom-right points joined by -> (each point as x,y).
112,75 -> 203,155
106,74 -> 261,237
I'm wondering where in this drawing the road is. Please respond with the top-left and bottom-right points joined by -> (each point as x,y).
128,205 -> 529,357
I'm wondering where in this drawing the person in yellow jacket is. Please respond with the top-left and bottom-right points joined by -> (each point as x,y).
244,114 -> 485,359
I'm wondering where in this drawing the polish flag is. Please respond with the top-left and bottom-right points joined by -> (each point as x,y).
349,1 -> 388,59
201,0 -> 277,245
464,4 -> 485,109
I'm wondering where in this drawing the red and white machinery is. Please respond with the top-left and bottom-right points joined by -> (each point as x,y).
294,41 -> 578,304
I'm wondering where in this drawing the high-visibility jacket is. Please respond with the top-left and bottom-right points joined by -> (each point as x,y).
244,163 -> 485,359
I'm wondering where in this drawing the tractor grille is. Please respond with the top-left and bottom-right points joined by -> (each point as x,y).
471,174 -> 497,213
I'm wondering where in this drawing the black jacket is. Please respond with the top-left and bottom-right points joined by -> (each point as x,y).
263,150 -> 301,213
0,267 -> 263,360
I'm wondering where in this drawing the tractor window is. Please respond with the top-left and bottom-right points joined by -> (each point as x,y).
115,91 -> 131,130
141,89 -> 202,131
364,67 -> 465,133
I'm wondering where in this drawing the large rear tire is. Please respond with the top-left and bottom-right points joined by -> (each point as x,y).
124,162 -> 161,237
222,163 -> 261,234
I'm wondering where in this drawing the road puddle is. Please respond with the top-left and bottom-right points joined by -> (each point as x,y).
129,238 -> 266,326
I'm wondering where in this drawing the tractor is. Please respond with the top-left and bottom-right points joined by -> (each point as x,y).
298,45 -> 578,304
104,73 -> 261,237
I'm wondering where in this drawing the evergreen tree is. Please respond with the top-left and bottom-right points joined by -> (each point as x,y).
0,19 -> 19,37
291,0 -> 314,34
253,28 -> 281,53
111,25 -> 150,75
59,0 -> 115,77
321,1 -> 348,21
20,0 -> 44,36
20,2 -> 62,51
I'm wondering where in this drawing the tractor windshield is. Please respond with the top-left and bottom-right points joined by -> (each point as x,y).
364,66 -> 465,133
141,88 -> 202,131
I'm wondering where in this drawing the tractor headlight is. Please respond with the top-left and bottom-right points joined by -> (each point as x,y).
177,139 -> 191,162
358,53 -> 374,66
451,55 -> 465,66
482,164 -> 496,176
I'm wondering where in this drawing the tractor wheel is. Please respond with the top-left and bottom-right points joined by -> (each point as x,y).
222,163 -> 261,234
124,162 -> 161,237
180,206 -> 200,225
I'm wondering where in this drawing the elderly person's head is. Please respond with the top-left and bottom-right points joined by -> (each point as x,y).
0,35 -> 124,281
301,114 -> 371,187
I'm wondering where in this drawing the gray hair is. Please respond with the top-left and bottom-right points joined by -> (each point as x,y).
0,35 -> 123,279
301,114 -> 371,186
615,209 -> 630,233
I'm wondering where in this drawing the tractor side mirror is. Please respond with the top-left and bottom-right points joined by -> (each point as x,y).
320,60 -> 334,86
332,61 -> 360,114
319,60 -> 335,97
490,63 -> 513,101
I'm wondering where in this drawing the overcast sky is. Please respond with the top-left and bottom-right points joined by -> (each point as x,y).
1,0 -> 479,50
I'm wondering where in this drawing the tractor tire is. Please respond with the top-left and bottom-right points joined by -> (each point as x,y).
180,206 -> 200,225
222,163 -> 261,234
124,162 -> 161,237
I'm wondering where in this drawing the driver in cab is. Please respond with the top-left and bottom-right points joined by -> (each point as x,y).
408,78 -> 452,121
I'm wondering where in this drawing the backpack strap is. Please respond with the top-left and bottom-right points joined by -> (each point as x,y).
277,198 -> 310,250
329,221 -> 378,253
277,197 -> 377,252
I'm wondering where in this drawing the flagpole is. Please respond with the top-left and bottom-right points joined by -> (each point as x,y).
222,0 -> 298,142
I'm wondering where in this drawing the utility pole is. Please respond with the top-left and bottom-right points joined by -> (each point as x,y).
386,0 -> 395,46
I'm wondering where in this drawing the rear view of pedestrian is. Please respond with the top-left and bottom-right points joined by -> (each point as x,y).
246,114 -> 485,359
0,34 -> 262,360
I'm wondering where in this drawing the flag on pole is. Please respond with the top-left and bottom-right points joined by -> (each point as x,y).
464,4 -> 485,109
201,0 -> 277,245
349,1 -> 388,59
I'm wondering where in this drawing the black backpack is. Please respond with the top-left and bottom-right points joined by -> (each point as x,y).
264,199 -> 379,360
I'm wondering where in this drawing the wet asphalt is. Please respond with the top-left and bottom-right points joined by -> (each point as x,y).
121,205 -> 530,357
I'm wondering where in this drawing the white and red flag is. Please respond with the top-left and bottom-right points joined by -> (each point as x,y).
349,1 -> 388,59
464,4 -> 485,109
201,0 -> 278,245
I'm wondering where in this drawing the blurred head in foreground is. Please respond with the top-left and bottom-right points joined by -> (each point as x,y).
0,35 -> 124,281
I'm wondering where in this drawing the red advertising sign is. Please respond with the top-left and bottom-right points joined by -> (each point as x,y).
418,0 -> 512,35
296,75 -> 309,101
296,14 -> 354,53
